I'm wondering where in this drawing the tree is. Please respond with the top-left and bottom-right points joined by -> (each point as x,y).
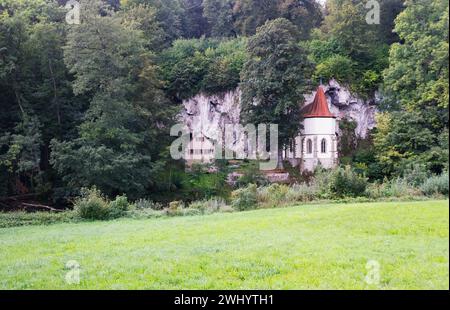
51,0 -> 173,199
203,0 -> 237,37
311,0 -> 404,96
276,0 -> 323,40
233,0 -> 278,36
233,0 -> 322,38
376,0 -> 449,176
384,0 -> 449,111
126,0 -> 185,46
240,18 -> 313,168
180,0 -> 209,38
120,3 -> 166,52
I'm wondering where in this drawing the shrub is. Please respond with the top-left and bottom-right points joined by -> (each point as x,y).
0,211 -> 77,228
257,184 -> 289,206
165,207 -> 202,217
420,173 -> 449,196
74,188 -> 110,220
285,183 -> 319,203
231,184 -> 258,211
126,208 -> 165,220
169,201 -> 184,211
108,195 -> 131,219
328,166 -> 368,198
401,164 -> 430,187
236,162 -> 269,188
134,199 -> 164,210
366,178 -> 421,199
189,198 -> 228,214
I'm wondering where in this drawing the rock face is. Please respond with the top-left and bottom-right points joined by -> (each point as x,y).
180,79 -> 378,143
180,89 -> 242,149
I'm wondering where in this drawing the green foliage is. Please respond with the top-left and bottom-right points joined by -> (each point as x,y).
74,188 -> 111,220
233,0 -> 322,38
384,0 -> 449,110
378,0 -> 449,179
74,188 -> 132,220
203,0 -> 236,37
373,111 -> 447,177
327,166 -> 368,198
366,178 -> 421,199
181,164 -> 230,200
257,183 -> 289,207
236,162 -> 269,188
420,173 -> 449,197
314,55 -> 355,84
0,211 -> 77,229
231,184 -> 258,211
134,199 -> 164,210
309,0 -> 403,96
109,195 -> 132,219
51,0 -> 173,199
160,37 -> 248,100
189,197 -> 230,214
241,18 -> 313,164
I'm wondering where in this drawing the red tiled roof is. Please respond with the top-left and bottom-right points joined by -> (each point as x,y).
302,86 -> 335,118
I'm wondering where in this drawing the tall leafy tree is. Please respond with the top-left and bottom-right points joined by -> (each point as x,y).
203,0 -> 237,37
375,0 -> 449,175
310,0 -> 404,96
240,18 -> 313,168
51,0 -> 173,198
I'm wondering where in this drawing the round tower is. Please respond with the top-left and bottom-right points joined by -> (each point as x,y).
301,86 -> 339,171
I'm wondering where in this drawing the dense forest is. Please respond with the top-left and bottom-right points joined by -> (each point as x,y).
0,0 -> 448,207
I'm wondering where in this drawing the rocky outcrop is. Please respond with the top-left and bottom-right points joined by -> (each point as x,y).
180,79 -> 378,142
179,89 -> 242,147
318,79 -> 378,139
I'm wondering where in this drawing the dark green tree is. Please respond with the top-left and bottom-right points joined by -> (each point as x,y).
240,18 -> 313,168
51,0 -> 173,199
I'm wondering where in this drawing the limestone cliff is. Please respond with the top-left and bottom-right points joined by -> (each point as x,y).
180,79 -> 378,143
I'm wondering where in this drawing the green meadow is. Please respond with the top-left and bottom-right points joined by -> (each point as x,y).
0,200 -> 448,290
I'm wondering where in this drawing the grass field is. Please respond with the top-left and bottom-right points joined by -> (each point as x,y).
0,200 -> 448,290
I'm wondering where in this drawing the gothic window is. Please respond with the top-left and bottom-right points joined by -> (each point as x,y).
321,139 -> 327,154
307,139 -> 313,154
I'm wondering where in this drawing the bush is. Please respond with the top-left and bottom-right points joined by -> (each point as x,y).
189,198 -> 228,214
0,211 -> 77,228
74,188 -> 110,220
74,188 -> 132,220
231,184 -> 258,211
285,183 -> 319,203
420,173 -> 449,196
257,184 -> 289,206
126,208 -> 165,220
401,164 -> 430,187
327,166 -> 368,198
236,162 -> 269,188
134,199 -> 164,210
366,178 -> 421,199
108,195 -> 131,219
165,207 -> 202,217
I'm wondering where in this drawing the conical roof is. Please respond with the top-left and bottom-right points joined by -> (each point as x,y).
302,86 -> 335,118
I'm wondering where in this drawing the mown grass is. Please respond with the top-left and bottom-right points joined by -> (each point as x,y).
0,200 -> 448,290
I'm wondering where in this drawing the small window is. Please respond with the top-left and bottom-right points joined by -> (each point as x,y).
307,139 -> 313,154
321,139 -> 327,154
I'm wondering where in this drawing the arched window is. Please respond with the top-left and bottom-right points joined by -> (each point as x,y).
307,139 -> 313,154
321,138 -> 327,154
